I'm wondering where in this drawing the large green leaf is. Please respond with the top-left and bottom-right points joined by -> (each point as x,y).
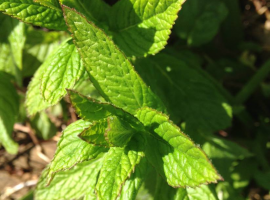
0,72 -> 19,154
135,53 -> 232,133
63,7 -> 164,115
0,0 -> 66,30
96,135 -> 145,200
47,120 -> 107,183
174,0 -> 228,46
109,0 -> 185,57
35,157 -> 104,200
136,107 -> 222,187
41,38 -> 84,105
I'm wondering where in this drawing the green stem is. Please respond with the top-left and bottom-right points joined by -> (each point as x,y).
235,60 -> 270,104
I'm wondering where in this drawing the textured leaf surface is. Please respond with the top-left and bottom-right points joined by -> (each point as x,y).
68,90 -> 142,128
174,0 -> 228,46
36,157 -> 104,200
175,185 -> 218,200
117,157 -> 148,200
109,0 -> 185,56
0,72 -> 19,154
80,116 -> 134,147
63,7 -> 164,114
0,0 -> 66,30
135,107 -> 222,187
34,0 -> 61,10
47,120 -> 107,183
41,38 -> 84,105
96,136 -> 145,200
135,53 -> 232,133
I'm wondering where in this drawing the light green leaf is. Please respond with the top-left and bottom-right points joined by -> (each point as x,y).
63,7 -> 164,114
117,157 -> 148,200
174,0 -> 228,46
80,116 -> 134,147
34,0 -> 61,10
60,0 -> 109,24
135,107 -> 222,187
68,90 -> 142,128
0,13 -> 24,84
41,38 -> 84,105
35,157 -> 104,200
79,118 -> 110,147
96,136 -> 145,200
47,120 -> 107,183
175,185 -> 218,200
0,72 -> 19,154
0,0 -> 66,30
135,53 -> 232,133
109,0 -> 185,57
25,58 -> 51,116
30,110 -> 57,140
22,27 -> 67,77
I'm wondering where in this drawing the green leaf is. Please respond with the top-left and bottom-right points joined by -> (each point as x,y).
0,13 -> 24,84
0,0 -> 66,30
96,136 -> 145,200
60,0 -> 109,24
68,90 -> 142,129
25,57 -> 51,116
0,72 -> 19,154
22,27 -> 67,77
109,0 -> 185,57
35,157 -> 104,200
80,116 -> 134,147
174,0 -> 228,46
30,110 -> 57,140
41,38 -> 84,105
135,53 -> 232,133
47,120 -> 108,183
136,107 -> 222,187
34,0 -> 61,10
117,157 -> 148,200
63,7 -> 164,115
175,185 -> 218,200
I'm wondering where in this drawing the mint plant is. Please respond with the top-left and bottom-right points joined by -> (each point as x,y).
1,0 -> 269,199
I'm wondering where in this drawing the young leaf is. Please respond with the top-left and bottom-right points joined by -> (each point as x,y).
68,90 -> 143,129
96,136 -> 145,200
47,120 -> 108,183
41,38 -> 84,105
109,0 -> 185,57
0,0 -> 66,30
0,72 -> 19,154
63,7 -> 165,114
135,53 -> 232,133
80,116 -> 134,148
174,0 -> 228,46
35,157 -> 104,200
117,157 -> 148,200
136,107 -> 222,187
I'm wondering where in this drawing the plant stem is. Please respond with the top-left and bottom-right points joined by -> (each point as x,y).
235,60 -> 270,104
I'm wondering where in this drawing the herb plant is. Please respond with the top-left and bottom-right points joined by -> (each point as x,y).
0,0 -> 270,199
